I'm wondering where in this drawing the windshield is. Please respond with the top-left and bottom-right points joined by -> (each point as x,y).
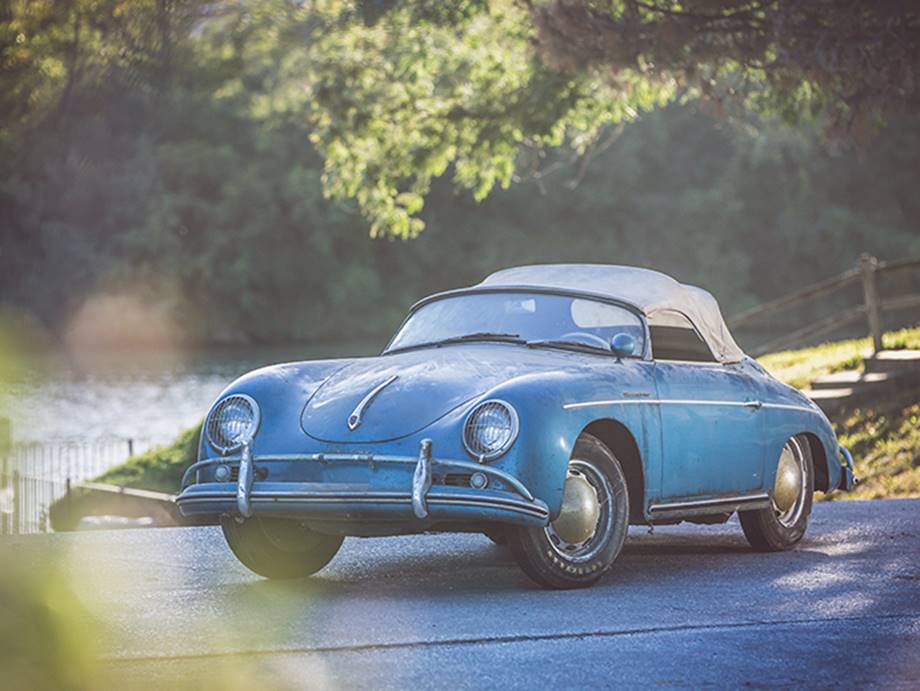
386,291 -> 645,355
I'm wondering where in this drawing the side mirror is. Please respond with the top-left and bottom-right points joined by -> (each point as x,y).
610,332 -> 637,359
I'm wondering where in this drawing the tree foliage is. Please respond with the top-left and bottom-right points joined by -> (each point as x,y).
1,1 -> 918,347
532,1 -> 920,136
6,1 -> 918,237
302,0 -> 920,234
302,1 -> 672,237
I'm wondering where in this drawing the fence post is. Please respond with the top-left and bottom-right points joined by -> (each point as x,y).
1,456 -> 6,536
859,253 -> 883,354
65,476 -> 72,530
1,419 -> 9,536
12,469 -> 20,536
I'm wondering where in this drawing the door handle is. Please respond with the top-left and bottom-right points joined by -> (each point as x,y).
743,400 -> 763,409
623,391 -> 652,398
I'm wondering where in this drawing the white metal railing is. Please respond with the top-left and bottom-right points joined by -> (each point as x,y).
0,436 -> 157,535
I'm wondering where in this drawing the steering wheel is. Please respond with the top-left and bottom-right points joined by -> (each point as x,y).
560,331 -> 610,349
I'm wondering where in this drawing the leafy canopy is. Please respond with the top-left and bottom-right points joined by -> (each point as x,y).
7,1 -> 917,237
2,0 -> 919,345
532,1 -> 920,134
304,1 -> 671,237
302,0 -> 920,236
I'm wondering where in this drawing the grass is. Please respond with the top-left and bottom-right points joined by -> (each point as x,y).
94,424 -> 201,494
758,324 -> 920,389
832,388 -> 920,500
88,326 -> 920,500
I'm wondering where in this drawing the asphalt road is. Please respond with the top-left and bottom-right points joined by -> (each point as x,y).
11,499 -> 920,689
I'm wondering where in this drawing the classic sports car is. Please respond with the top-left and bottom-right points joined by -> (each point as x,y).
177,264 -> 856,588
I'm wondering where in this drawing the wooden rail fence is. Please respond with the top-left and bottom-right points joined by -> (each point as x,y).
729,254 -> 920,356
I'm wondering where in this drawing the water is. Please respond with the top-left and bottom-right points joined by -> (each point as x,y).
1,341 -> 378,446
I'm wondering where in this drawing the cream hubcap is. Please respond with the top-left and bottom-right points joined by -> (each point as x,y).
552,470 -> 601,545
773,443 -> 803,513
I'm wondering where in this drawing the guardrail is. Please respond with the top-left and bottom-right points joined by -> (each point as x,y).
729,254 -> 920,356
0,431 -> 156,535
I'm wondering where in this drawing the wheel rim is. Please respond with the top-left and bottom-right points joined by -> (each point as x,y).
772,437 -> 807,528
544,459 -> 613,563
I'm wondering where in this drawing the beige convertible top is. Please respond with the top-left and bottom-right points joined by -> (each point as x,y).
478,264 -> 745,364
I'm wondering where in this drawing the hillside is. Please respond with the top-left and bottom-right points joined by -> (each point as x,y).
758,325 -> 920,390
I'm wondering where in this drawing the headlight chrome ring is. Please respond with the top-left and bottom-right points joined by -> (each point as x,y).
463,399 -> 519,462
206,394 -> 261,455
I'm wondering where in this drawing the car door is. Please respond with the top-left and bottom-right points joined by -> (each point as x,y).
649,310 -> 765,500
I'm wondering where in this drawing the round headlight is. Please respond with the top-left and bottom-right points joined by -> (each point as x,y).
463,400 -> 519,461
206,394 -> 260,454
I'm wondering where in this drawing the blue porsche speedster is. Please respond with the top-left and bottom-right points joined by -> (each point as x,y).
177,264 -> 856,588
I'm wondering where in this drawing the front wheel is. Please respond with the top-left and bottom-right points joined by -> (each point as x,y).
739,434 -> 814,551
507,434 -> 630,589
220,515 -> 343,579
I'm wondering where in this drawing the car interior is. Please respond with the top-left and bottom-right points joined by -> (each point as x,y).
647,310 -> 717,362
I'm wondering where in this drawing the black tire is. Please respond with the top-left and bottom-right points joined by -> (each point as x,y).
739,434 -> 815,552
220,514 -> 343,579
507,434 -> 630,589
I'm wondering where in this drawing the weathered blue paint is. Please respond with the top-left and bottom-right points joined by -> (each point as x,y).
653,360 -> 765,498
177,334 -> 853,535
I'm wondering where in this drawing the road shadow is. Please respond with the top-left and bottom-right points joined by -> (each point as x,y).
219,523 -> 847,601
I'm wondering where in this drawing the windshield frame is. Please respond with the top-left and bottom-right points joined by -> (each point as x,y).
383,286 -> 650,358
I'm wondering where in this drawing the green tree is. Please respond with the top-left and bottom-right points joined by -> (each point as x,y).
300,1 -> 920,236
1,1 -> 918,348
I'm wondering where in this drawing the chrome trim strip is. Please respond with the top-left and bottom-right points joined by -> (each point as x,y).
347,375 -> 398,431
180,451 -> 536,503
648,492 -> 770,513
762,402 -> 818,413
183,493 -> 408,503
430,496 -> 549,519
177,491 -> 549,519
563,398 -> 814,413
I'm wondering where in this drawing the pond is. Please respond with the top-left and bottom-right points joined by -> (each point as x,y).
1,341 -> 379,446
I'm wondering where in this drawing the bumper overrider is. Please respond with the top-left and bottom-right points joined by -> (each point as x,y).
838,445 -> 858,491
175,439 -> 550,528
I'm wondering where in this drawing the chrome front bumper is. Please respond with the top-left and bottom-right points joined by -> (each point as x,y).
838,446 -> 857,491
176,439 -> 549,527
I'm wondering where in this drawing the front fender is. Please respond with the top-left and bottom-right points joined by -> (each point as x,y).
198,358 -> 353,460
474,366 -> 658,518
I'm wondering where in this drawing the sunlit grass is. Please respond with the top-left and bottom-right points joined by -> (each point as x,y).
757,324 -> 920,502
832,389 -> 920,501
94,424 -> 202,494
758,324 -> 920,389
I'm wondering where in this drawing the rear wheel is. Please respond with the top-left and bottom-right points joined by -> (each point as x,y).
739,434 -> 814,551
507,434 -> 629,589
220,515 -> 343,579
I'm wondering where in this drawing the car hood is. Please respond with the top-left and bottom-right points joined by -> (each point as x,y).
300,344 -> 576,443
